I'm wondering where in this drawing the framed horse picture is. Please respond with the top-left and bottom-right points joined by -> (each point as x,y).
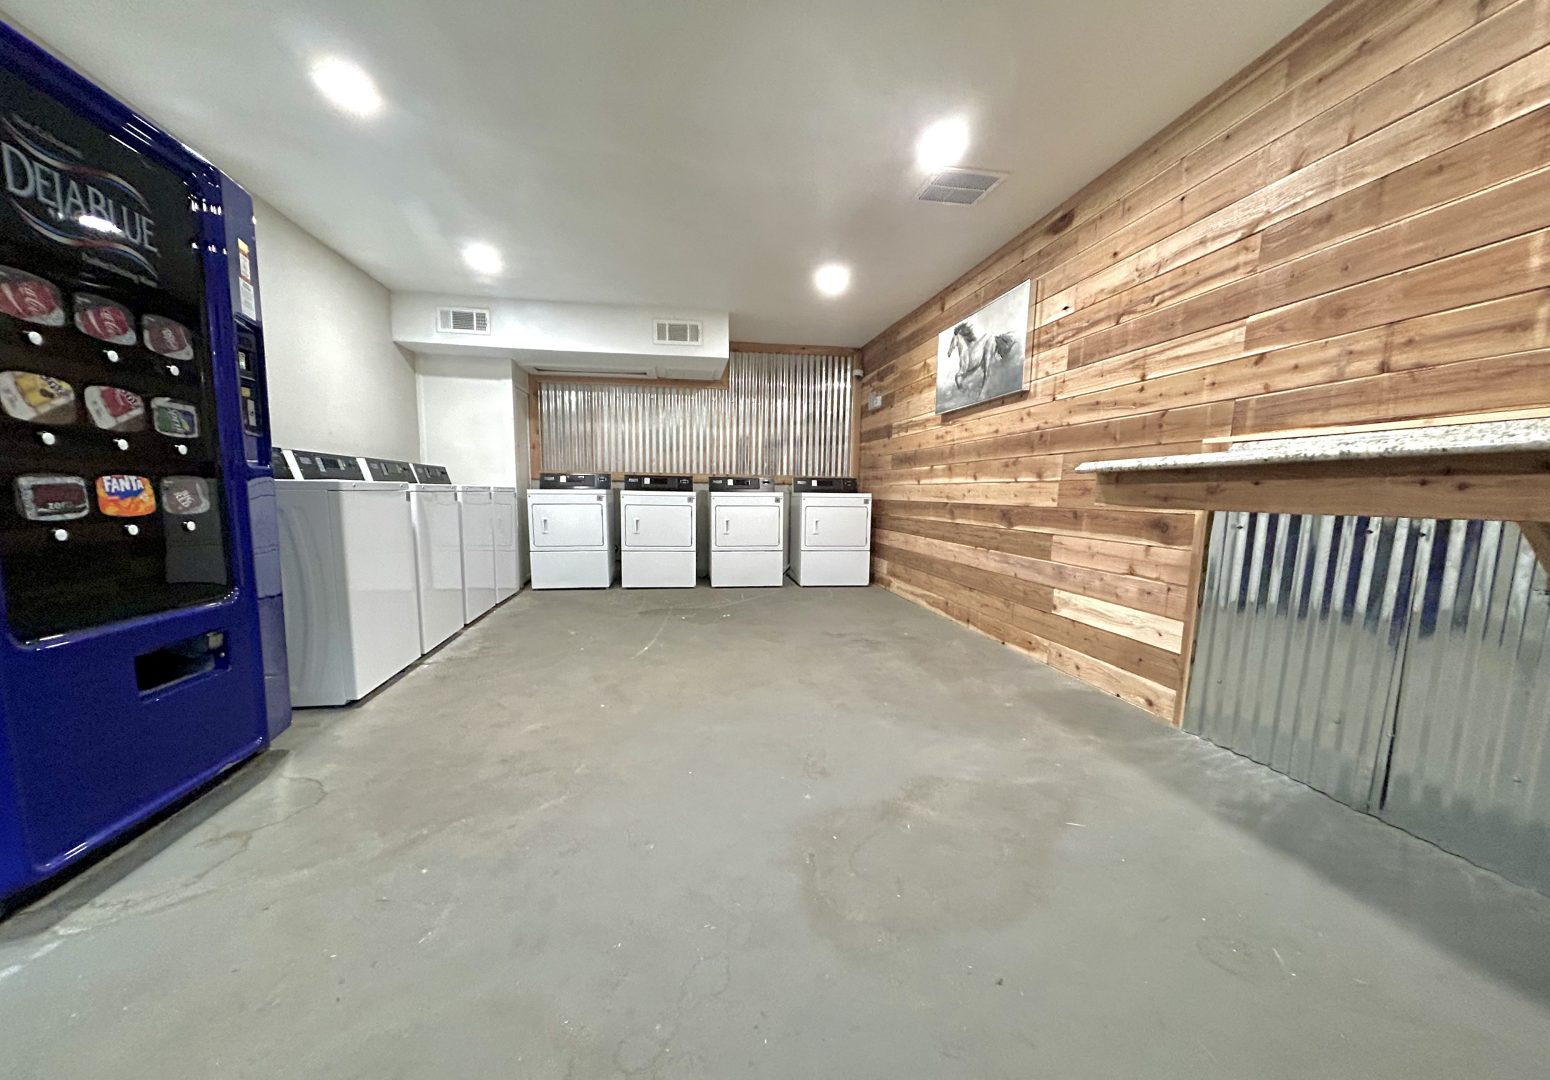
934,280 -> 1031,414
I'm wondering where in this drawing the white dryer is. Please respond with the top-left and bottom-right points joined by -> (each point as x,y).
620,475 -> 696,589
492,487 -> 523,602
404,462 -> 466,653
788,477 -> 872,586
529,473 -> 616,589
708,477 -> 785,588
275,448 -> 421,706
459,485 -> 498,621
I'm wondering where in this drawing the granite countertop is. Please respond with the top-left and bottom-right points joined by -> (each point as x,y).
1075,418 -> 1550,475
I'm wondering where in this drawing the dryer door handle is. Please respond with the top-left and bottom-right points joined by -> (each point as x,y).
632,516 -> 640,534
811,517 -> 820,535
541,516 -> 549,534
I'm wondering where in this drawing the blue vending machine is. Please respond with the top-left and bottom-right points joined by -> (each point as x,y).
0,23 -> 288,911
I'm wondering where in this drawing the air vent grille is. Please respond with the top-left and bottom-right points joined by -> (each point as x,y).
437,307 -> 491,335
917,168 -> 1007,206
653,319 -> 702,346
531,367 -> 652,379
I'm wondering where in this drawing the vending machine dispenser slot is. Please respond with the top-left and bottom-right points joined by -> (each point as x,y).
135,631 -> 229,694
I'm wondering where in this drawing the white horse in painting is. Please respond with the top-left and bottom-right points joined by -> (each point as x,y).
947,322 -> 1018,394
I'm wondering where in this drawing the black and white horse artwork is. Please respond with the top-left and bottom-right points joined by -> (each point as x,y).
935,281 -> 1031,413
947,322 -> 1019,394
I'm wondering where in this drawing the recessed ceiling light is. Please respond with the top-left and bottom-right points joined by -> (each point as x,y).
462,241 -> 504,276
309,57 -> 382,118
813,263 -> 851,298
915,117 -> 970,172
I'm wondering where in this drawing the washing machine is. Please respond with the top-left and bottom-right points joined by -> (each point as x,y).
529,473 -> 616,589
275,448 -> 421,706
458,485 -> 498,621
400,462 -> 466,654
620,475 -> 697,588
708,477 -> 785,588
788,477 -> 873,586
492,487 -> 524,602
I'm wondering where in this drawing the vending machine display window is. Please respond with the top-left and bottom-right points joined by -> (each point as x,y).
0,63 -> 231,641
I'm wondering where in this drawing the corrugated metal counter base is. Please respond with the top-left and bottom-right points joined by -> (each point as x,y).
1185,512 -> 1550,895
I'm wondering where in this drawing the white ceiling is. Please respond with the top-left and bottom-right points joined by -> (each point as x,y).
2,0 -> 1326,346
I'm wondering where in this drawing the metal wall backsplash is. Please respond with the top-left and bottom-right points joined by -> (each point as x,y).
539,352 -> 854,477
1186,511 -> 1550,894
1186,513 -> 1420,810
1381,518 -> 1550,892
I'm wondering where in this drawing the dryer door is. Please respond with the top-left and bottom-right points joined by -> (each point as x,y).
623,496 -> 695,550
714,497 -> 782,550
802,499 -> 871,550
530,498 -> 607,549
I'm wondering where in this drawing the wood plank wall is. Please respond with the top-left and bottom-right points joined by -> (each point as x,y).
859,0 -> 1550,723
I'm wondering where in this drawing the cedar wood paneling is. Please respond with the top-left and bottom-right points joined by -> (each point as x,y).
859,0 -> 1550,722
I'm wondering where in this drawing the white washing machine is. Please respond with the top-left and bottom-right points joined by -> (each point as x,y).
708,477 -> 786,588
404,462 -> 466,654
620,475 -> 697,589
459,485 -> 498,622
529,473 -> 616,589
275,448 -> 421,706
492,487 -> 524,602
788,477 -> 873,586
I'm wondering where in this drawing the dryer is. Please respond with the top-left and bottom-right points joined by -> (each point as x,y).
708,477 -> 785,588
529,473 -> 615,589
620,475 -> 696,589
404,462 -> 466,654
492,487 -> 524,602
459,485 -> 498,621
276,449 -> 421,706
788,477 -> 872,587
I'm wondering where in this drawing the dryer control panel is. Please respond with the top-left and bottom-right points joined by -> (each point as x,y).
540,472 -> 611,489
709,476 -> 774,491
794,477 -> 858,493
624,474 -> 691,491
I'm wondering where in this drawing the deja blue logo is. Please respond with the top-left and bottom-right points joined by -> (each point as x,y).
1,113 -> 161,283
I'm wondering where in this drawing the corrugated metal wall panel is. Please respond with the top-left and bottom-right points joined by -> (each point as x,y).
1186,512 -> 1550,894
1380,520 -> 1550,892
1186,512 -> 1416,810
538,352 -> 853,477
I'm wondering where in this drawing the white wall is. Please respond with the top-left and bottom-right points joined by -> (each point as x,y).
391,292 -> 730,380
255,198 -> 419,459
415,354 -> 522,487
512,366 -> 531,496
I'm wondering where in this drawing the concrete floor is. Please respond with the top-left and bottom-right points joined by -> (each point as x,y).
2,584 -> 1549,1078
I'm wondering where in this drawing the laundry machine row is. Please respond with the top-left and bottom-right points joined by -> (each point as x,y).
519,474 -> 872,590
274,448 -> 526,707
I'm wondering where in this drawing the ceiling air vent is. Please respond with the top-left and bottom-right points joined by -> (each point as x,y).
530,367 -> 652,379
653,318 -> 702,346
437,306 -> 491,335
917,168 -> 1007,206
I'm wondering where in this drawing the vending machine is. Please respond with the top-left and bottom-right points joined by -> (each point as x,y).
0,23 -> 288,910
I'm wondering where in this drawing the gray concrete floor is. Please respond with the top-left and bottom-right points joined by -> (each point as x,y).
3,583 -> 1549,1078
